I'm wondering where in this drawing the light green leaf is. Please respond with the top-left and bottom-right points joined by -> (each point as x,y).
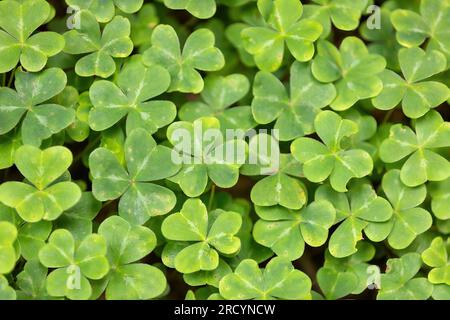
17,221 -> 52,261
0,221 -> 17,274
0,145 -> 81,222
98,216 -> 156,266
252,62 -> 336,141
304,0 -> 369,37
317,267 -> 358,300
0,0 -> 64,72
179,74 -> 255,131
54,192 -> 101,242
143,25 -> 224,93
162,199 -> 242,273
250,173 -> 307,210
429,178 -> 450,220
167,117 -> 245,197
90,129 -> 179,225
106,263 -> 166,300
253,200 -> 335,260
379,111 -> 450,186
39,229 -> 75,268
0,68 -> 74,146
312,37 -> 386,110
63,12 -> 133,78
241,0 -> 322,71
164,0 -> 216,19
373,48 -> 449,118
89,59 -> 174,133
0,275 -> 16,300
377,253 -> 433,300
391,0 -> 450,60
16,260 -> 50,300
422,237 -> 450,285
292,111 -> 373,192
219,257 -> 312,300
316,184 -> 392,258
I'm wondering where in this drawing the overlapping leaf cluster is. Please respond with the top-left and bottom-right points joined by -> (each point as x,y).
0,0 -> 449,301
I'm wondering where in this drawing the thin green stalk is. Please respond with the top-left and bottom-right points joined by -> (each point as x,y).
382,109 -> 395,124
103,200 -> 115,208
208,184 -> 216,211
7,67 -> 17,88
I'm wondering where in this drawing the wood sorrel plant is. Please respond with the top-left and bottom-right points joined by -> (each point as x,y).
0,0 -> 449,301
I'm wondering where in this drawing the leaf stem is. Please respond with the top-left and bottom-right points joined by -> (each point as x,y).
7,67 -> 17,88
103,200 -> 115,208
208,184 -> 216,211
382,109 -> 395,124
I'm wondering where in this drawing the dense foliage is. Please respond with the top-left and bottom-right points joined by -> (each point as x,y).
0,0 -> 449,300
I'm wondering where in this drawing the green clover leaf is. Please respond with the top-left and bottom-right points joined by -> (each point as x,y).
0,0 -> 449,303
225,23 -> 255,67
291,110 -> 373,192
219,257 -> 312,299
143,24 -> 225,93
161,198 -> 242,274
0,128 -> 22,169
98,216 -> 167,300
0,0 -> 64,73
88,59 -> 175,133
0,221 -> 17,274
67,0 -> 144,23
0,68 -> 74,146
304,0 -> 369,38
179,73 -> 256,131
311,37 -> 386,110
183,259 -> 232,288
163,0 -> 216,19
55,88 -> 92,143
391,0 -> 450,61
379,110 -> 450,186
17,221 -> 52,261
129,4 -> 159,48
359,6 -> 403,70
251,61 -> 336,141
422,237 -> 450,285
0,275 -> 16,300
16,260 -> 52,300
186,286 -> 223,300
89,128 -> 180,225
0,206 -> 52,261
432,284 -> 450,300
317,267 -> 358,300
365,169 -> 433,250
318,242 -> 376,299
241,0 -> 322,72
373,48 -> 449,119
315,183 -> 393,258
54,192 -> 102,242
429,178 -> 450,220
0,145 -> 81,222
167,117 -> 247,197
38,229 -> 109,300
341,109 -> 378,157
253,200 -> 335,261
377,253 -> 433,300
249,153 -> 307,210
63,12 -> 133,78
